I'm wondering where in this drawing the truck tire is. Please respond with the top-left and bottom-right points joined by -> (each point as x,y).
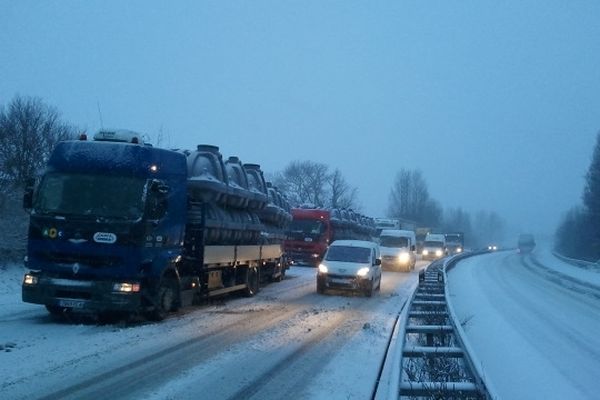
148,278 -> 179,321
244,266 -> 260,297
364,279 -> 374,297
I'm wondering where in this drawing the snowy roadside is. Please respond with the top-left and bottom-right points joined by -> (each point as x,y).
448,251 -> 600,400
533,246 -> 600,287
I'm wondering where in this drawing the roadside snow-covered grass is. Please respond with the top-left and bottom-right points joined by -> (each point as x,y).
448,249 -> 600,400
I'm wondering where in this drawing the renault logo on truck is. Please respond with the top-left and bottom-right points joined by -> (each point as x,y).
93,232 -> 117,244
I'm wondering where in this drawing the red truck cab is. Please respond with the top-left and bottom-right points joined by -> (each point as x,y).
284,208 -> 332,266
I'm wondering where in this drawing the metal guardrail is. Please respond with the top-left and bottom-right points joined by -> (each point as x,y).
375,252 -> 498,400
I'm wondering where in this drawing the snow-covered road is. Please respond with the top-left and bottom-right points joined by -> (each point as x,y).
448,249 -> 600,400
0,262 -> 426,400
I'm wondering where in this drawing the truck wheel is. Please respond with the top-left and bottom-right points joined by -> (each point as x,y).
271,258 -> 286,282
364,280 -> 374,297
244,266 -> 260,297
148,278 -> 178,321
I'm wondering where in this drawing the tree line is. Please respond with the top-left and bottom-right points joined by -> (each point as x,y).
0,94 -> 506,248
555,133 -> 600,261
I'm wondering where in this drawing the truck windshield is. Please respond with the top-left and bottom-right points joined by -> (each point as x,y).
325,246 -> 371,263
289,220 -> 325,235
380,236 -> 409,248
33,172 -> 146,219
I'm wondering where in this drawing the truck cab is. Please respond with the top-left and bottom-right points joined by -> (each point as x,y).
22,130 -> 188,317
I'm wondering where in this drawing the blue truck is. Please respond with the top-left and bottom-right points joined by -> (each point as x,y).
22,129 -> 289,320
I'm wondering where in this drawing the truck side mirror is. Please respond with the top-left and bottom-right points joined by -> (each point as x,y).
150,179 -> 170,194
411,245 -> 416,252
23,178 -> 35,210
374,259 -> 381,266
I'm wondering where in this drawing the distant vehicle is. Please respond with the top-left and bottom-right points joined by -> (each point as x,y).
374,217 -> 416,236
518,234 -> 536,254
316,240 -> 382,297
374,218 -> 400,236
487,244 -> 498,251
422,233 -> 446,260
379,229 -> 416,271
445,232 -> 464,254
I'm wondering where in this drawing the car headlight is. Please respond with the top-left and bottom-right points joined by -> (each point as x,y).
435,249 -> 443,257
398,253 -> 410,263
356,267 -> 369,277
422,249 -> 429,255
318,264 -> 328,273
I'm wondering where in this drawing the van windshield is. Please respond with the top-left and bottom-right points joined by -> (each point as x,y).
424,241 -> 444,248
325,246 -> 371,263
380,236 -> 409,248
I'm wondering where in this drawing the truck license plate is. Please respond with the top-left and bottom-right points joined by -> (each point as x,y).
58,299 -> 85,309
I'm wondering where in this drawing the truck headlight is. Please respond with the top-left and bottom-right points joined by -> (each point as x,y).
23,274 -> 38,285
435,249 -> 443,257
318,264 -> 328,274
356,267 -> 369,277
398,253 -> 410,263
113,282 -> 141,293
422,250 -> 429,256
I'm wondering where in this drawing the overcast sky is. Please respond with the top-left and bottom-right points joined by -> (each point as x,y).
2,1 -> 599,240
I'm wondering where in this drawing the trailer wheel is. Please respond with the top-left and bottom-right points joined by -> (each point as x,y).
148,278 -> 179,321
244,266 -> 260,297
272,258 -> 286,282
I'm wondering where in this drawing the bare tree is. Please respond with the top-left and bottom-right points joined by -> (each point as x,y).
273,161 -> 359,209
0,95 -> 76,187
329,168 -> 359,209
472,210 -> 505,248
443,207 -> 472,234
387,169 -> 436,224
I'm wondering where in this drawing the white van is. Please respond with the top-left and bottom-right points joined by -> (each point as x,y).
316,240 -> 382,297
379,229 -> 416,271
422,233 -> 446,260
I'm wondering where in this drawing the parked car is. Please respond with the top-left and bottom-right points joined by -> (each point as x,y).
316,240 -> 382,297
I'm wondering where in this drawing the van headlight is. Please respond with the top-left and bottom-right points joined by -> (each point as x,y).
318,264 -> 328,274
398,253 -> 410,263
422,249 -> 429,256
435,249 -> 443,257
356,267 -> 369,277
